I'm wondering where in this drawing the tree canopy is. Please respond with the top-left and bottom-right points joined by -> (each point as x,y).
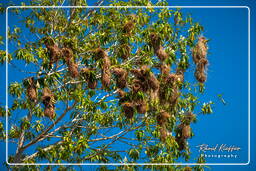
0,0 -> 214,170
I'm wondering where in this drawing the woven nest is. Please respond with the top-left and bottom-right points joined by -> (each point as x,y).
102,56 -> 111,70
155,46 -> 168,61
182,124 -> 191,139
169,88 -> 180,105
160,127 -> 167,142
149,32 -> 160,49
148,73 -> 159,91
62,47 -> 73,65
26,77 -> 37,102
192,36 -> 208,64
95,48 -> 107,59
112,68 -> 128,89
157,110 -> 171,126
44,105 -> 55,119
122,102 -> 135,119
42,87 -> 54,107
195,69 -> 207,83
132,79 -> 143,93
88,80 -> 97,89
46,43 -> 62,65
135,100 -> 147,114
101,70 -> 111,89
68,62 -> 79,78
117,89 -> 126,98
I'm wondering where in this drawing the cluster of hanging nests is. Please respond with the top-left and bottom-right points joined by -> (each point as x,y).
26,77 -> 55,119
28,33 -> 207,146
192,36 -> 209,83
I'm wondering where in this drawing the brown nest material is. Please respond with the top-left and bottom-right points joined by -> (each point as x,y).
88,80 -> 97,89
46,43 -> 62,65
149,32 -> 160,49
62,47 -> 73,65
101,70 -> 111,89
68,62 -> 79,78
160,127 -> 167,142
44,104 -> 55,119
148,72 -> 159,91
184,112 -> 196,123
112,68 -> 128,89
169,88 -> 180,105
123,21 -> 134,33
119,44 -> 131,60
102,56 -> 111,70
42,87 -> 55,119
122,102 -> 135,119
117,89 -> 126,98
182,124 -> 191,139
26,77 -> 37,102
195,68 -> 207,83
192,36 -> 208,64
155,46 -> 168,61
156,110 -> 171,126
132,79 -> 143,93
135,100 -> 147,114
95,48 -> 107,59
42,87 -> 54,107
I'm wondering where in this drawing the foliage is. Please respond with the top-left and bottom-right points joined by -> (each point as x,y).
0,0 -> 214,170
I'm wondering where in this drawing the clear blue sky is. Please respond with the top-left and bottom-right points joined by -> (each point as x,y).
0,0 -> 255,170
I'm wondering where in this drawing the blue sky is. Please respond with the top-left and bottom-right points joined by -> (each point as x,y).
0,0 -> 255,170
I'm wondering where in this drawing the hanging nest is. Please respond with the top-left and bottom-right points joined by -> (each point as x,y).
192,36 -> 208,64
148,72 -> 159,91
169,88 -> 180,105
157,110 -> 171,126
112,68 -> 128,89
88,80 -> 97,89
102,56 -> 111,70
68,62 -> 79,78
101,70 -> 111,89
117,89 -> 126,98
195,68 -> 207,83
94,48 -> 107,59
135,100 -> 147,114
182,124 -> 191,139
184,112 -> 196,123
149,32 -> 160,49
26,77 -> 37,102
42,87 -> 55,119
132,79 -> 143,93
119,44 -> 131,60
62,47 -> 73,65
45,43 -> 62,65
160,127 -> 167,142
122,102 -> 135,119
42,87 -> 54,107
123,20 -> 134,34
155,46 -> 168,61
44,104 -> 55,119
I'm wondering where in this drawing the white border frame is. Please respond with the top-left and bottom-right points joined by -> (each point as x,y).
5,6 -> 250,166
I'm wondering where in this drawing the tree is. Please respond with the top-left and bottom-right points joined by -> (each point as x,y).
0,0 -> 213,170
